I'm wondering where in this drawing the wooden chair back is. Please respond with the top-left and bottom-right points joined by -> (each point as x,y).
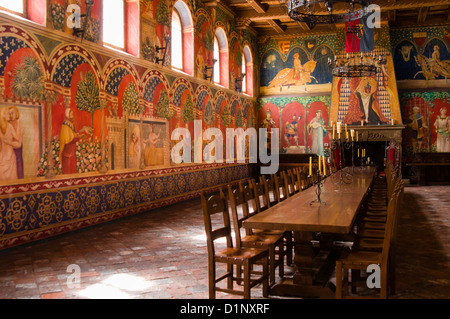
261,175 -> 279,205
273,173 -> 287,201
200,190 -> 233,260
227,183 -> 252,246
251,177 -> 270,212
284,170 -> 296,198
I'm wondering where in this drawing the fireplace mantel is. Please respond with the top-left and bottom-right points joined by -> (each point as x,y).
351,125 -> 405,144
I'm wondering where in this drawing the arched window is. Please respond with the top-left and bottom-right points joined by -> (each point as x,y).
242,45 -> 253,96
0,0 -> 24,14
171,9 -> 183,70
214,27 -> 229,88
171,1 -> 194,75
241,54 -> 246,94
0,0 -> 46,25
213,36 -> 220,84
103,0 -> 125,49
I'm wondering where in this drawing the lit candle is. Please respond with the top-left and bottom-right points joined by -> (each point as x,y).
309,156 -> 312,176
322,156 -> 326,175
318,156 -> 322,175
350,129 -> 354,141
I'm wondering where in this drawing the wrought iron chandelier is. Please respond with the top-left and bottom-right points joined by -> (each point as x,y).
330,51 -> 386,77
284,0 -> 372,30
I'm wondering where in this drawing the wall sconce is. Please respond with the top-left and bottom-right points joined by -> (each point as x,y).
234,73 -> 246,93
72,0 -> 95,42
155,36 -> 171,65
202,59 -> 217,83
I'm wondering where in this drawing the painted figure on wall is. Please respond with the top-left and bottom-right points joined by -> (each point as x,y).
60,108 -> 81,174
143,124 -> 164,166
0,107 -> 21,181
268,53 -> 317,89
8,106 -> 24,179
260,108 -> 277,150
344,77 -> 388,125
407,105 -> 428,153
434,107 -> 450,152
284,113 -> 300,147
307,110 -> 327,156
129,125 -> 141,169
415,43 -> 450,80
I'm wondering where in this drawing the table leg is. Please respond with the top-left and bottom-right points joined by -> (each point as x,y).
268,231 -> 336,298
293,231 -> 315,285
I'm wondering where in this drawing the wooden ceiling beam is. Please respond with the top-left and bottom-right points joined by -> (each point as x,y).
267,19 -> 287,33
235,0 -> 450,21
245,0 -> 267,13
418,6 -> 429,23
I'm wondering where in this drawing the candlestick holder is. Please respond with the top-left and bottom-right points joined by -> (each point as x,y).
308,169 -> 326,206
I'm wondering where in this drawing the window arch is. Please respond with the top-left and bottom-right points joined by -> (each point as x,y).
171,1 -> 194,75
214,27 -> 229,88
213,36 -> 220,84
242,45 -> 253,96
0,0 -> 45,25
103,0 -> 125,49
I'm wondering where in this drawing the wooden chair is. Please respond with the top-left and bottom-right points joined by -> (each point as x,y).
335,186 -> 402,299
283,170 -> 296,198
273,173 -> 287,202
261,175 -> 279,206
201,190 -> 269,299
228,183 -> 285,286
292,167 -> 304,192
250,178 -> 294,266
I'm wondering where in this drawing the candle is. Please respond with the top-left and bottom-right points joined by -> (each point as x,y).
350,129 -> 354,141
318,156 -> 322,174
391,118 -> 395,125
361,120 -> 364,126
363,149 -> 366,157
309,156 -> 312,176
322,156 -> 326,175
333,124 -> 336,139
358,148 -> 360,157
356,132 -> 359,142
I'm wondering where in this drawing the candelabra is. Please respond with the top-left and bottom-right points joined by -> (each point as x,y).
308,169 -> 326,206
330,132 -> 353,184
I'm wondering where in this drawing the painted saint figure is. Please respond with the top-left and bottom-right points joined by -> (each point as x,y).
284,113 -> 300,147
0,107 -> 20,181
407,105 -> 428,153
260,109 -> 276,150
345,77 -> 389,125
129,125 -> 141,169
434,107 -> 450,152
144,125 -> 164,166
307,110 -> 327,156
60,108 -> 81,174
8,106 -> 24,179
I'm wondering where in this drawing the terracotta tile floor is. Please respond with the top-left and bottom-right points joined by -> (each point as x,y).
0,185 -> 449,299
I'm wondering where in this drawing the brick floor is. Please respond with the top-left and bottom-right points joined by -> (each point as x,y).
0,185 -> 449,299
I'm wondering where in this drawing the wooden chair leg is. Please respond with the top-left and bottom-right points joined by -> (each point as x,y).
243,262 -> 251,299
336,261 -> 343,299
262,258 -> 269,298
209,263 -> 216,299
227,263 -> 233,290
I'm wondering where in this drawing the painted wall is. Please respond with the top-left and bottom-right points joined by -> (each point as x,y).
0,0 -> 256,249
390,26 -> 450,160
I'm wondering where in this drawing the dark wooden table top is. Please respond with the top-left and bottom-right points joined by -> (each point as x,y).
243,167 -> 376,234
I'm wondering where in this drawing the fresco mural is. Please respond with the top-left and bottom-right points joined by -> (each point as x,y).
400,92 -> 450,156
391,26 -> 450,89
258,96 -> 330,155
258,35 -> 337,95
0,18 -> 256,185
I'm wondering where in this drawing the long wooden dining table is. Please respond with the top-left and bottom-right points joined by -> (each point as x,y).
243,167 -> 377,298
